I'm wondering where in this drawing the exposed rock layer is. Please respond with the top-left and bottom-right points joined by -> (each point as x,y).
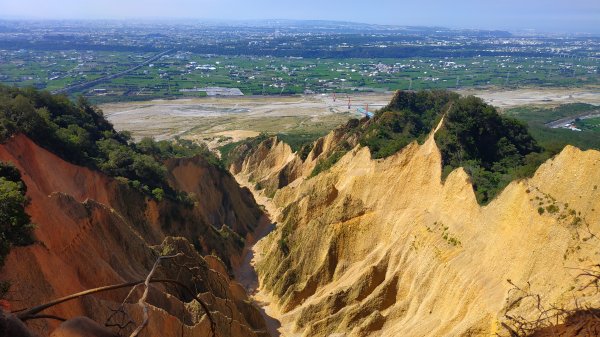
235,131 -> 600,337
230,120 -> 361,198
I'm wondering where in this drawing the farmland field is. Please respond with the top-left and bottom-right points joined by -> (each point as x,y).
2,49 -> 598,103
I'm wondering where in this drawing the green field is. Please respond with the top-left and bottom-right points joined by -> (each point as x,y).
576,117 -> 600,131
505,103 -> 600,151
1,49 -> 598,103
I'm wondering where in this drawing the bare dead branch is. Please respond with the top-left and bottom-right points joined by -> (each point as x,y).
15,279 -> 148,320
22,314 -> 67,322
104,284 -> 140,333
14,251 -> 221,337
501,265 -> 600,337
108,253 -> 184,337
15,278 -> 216,336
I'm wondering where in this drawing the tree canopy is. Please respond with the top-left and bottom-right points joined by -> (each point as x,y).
434,95 -> 542,203
0,161 -> 34,267
359,90 -> 458,158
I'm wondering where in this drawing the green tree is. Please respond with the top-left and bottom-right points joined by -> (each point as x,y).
0,162 -> 34,266
152,188 -> 165,201
435,95 -> 541,204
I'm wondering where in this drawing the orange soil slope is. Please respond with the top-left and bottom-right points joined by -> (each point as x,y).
0,134 -> 268,337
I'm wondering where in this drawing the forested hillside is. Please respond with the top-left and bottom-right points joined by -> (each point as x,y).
0,85 -> 220,199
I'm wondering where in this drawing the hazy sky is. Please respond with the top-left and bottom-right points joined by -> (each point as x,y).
1,0 -> 599,33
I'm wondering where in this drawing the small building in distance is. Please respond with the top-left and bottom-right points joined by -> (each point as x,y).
179,87 -> 244,96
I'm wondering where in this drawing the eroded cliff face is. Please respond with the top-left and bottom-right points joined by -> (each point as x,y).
0,134 -> 269,337
230,120 -> 361,200
166,155 -> 262,239
235,131 -> 600,337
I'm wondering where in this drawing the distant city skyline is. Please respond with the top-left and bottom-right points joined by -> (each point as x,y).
1,0 -> 599,34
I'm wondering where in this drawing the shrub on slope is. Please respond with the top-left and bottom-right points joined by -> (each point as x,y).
0,161 -> 33,267
0,85 -> 219,197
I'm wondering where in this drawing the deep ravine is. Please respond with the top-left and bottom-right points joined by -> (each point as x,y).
232,173 -> 287,337
234,216 -> 282,337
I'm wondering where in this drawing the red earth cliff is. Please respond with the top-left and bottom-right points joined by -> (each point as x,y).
0,134 -> 269,337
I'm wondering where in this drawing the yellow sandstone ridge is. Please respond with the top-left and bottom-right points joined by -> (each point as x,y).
238,132 -> 600,336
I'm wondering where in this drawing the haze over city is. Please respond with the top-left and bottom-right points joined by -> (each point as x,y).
1,0 -> 599,34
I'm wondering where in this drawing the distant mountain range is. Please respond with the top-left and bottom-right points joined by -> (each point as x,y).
0,18 -> 513,37
169,19 -> 515,37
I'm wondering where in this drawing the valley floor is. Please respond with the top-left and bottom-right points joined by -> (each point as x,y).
101,88 -> 600,149
101,93 -> 392,143
232,173 -> 290,337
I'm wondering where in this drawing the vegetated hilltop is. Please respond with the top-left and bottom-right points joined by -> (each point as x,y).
231,90 -> 548,204
229,90 -> 600,336
0,86 -> 270,336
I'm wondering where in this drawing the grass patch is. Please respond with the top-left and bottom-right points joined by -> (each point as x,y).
505,103 -> 600,151
276,131 -> 325,152
310,150 -> 348,178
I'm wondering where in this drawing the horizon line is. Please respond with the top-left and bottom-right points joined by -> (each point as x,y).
0,17 -> 598,36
